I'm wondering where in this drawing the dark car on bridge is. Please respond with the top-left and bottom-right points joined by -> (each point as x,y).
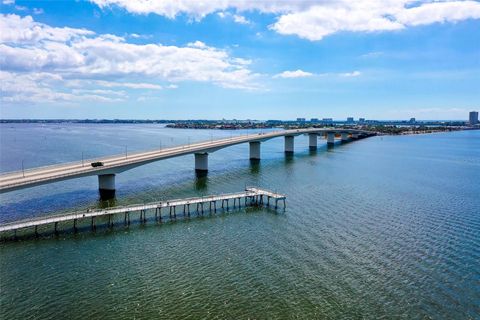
90,161 -> 104,167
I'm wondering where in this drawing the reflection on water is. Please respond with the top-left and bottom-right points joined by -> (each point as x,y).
249,159 -> 261,174
98,198 -> 117,208
284,152 -> 295,165
194,172 -> 208,191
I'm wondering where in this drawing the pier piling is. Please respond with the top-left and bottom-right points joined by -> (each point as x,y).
0,187 -> 286,239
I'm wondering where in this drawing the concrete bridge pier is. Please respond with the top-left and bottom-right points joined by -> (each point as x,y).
327,132 -> 335,145
341,132 -> 349,142
98,174 -> 116,199
285,136 -> 294,153
249,141 -> 261,160
308,133 -> 318,150
195,153 -> 208,172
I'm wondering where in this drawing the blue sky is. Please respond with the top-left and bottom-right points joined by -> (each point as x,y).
1,0 -> 479,120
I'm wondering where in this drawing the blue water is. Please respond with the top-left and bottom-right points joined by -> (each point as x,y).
0,124 -> 479,319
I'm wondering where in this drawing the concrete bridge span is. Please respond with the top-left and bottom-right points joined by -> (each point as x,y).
0,128 -> 374,198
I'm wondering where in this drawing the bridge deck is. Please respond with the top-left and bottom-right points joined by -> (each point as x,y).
0,128 -> 374,193
0,187 -> 285,233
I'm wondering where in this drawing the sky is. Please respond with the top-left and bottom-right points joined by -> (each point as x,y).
0,0 -> 479,120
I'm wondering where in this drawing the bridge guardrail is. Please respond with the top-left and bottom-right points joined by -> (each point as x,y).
0,128 -> 374,189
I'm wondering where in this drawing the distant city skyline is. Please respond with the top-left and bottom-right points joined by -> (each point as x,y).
1,1 -> 479,120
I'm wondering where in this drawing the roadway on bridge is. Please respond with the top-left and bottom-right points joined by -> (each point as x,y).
0,128 -> 371,193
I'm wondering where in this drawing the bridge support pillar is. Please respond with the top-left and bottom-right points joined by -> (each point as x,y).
341,132 -> 349,142
327,132 -> 335,145
249,141 -> 261,160
308,133 -> 318,149
284,136 -> 294,153
195,153 -> 208,172
352,133 -> 359,139
98,174 -> 115,199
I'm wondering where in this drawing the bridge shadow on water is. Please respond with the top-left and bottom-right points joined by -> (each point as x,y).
98,197 -> 117,209
249,159 -> 261,174
0,202 -> 283,243
194,171 -> 208,191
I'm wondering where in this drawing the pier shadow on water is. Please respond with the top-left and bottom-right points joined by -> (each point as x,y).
194,171 -> 208,191
284,152 -> 295,166
0,203 -> 280,243
249,159 -> 261,174
97,197 -> 117,208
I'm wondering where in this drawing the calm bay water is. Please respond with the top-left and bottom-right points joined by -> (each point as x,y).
0,124 -> 479,319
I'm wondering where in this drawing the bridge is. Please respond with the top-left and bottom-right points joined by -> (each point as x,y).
0,128 -> 374,198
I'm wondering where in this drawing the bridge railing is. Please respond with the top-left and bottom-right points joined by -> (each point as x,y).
1,127 -> 374,179
0,130 -> 285,178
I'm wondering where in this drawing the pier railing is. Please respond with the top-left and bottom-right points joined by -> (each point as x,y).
0,187 -> 286,238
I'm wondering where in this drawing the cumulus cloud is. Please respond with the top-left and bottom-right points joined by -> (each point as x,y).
274,69 -> 313,78
395,1 -> 480,26
90,0 -> 304,19
0,14 -> 258,104
90,0 -> 480,40
0,14 -> 93,44
272,0 -> 480,40
0,71 -> 123,104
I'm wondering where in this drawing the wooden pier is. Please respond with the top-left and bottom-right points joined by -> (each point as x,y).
0,187 -> 286,237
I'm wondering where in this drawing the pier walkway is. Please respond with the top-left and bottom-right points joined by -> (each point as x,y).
0,187 -> 286,236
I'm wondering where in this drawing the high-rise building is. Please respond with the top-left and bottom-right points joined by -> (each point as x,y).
311,118 -> 319,122
347,117 -> 354,123
409,118 -> 416,123
358,118 -> 365,124
469,111 -> 479,125
296,118 -> 306,122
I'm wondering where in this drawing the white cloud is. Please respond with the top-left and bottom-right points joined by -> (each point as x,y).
93,80 -> 164,90
273,69 -> 362,79
90,0 -> 303,19
270,1 -> 405,41
274,69 -> 314,78
272,0 -> 480,41
128,33 -> 151,39
340,71 -> 361,77
14,5 -> 27,11
396,1 -> 480,26
90,0 -> 480,41
233,14 -> 250,24
33,8 -> 44,15
0,14 -> 93,44
0,14 -> 259,104
2,0 -> 14,5
71,88 -> 128,97
187,40 -> 207,48
0,71 -> 123,104
217,11 -> 251,25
